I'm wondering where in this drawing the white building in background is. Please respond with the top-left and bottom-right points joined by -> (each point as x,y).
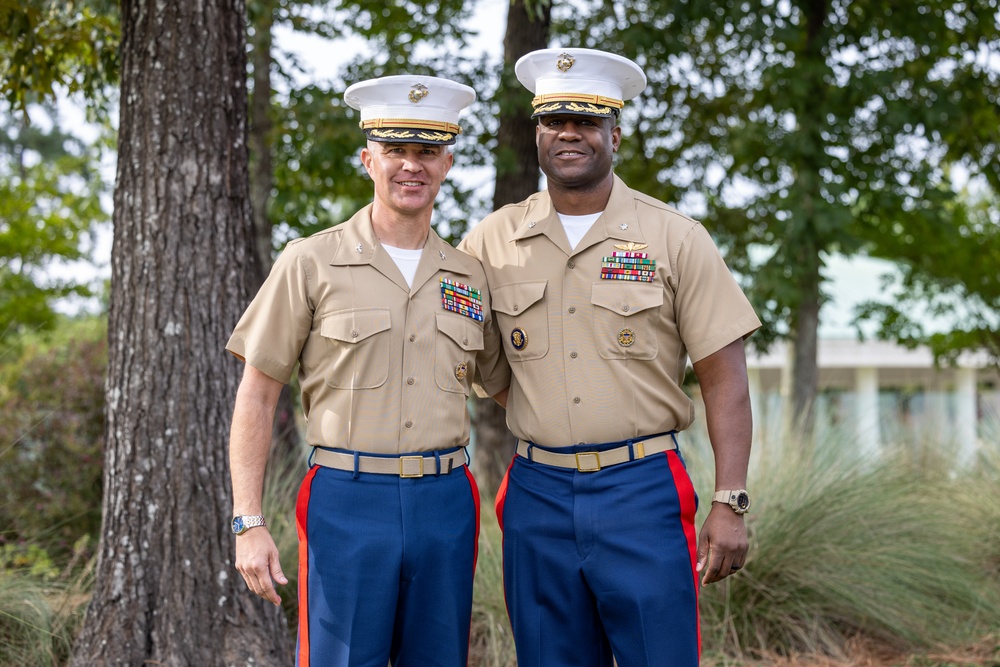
745,339 -> 1000,464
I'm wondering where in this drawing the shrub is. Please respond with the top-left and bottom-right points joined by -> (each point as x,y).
0,317 -> 106,564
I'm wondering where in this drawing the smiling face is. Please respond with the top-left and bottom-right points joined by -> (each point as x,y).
360,141 -> 454,220
535,113 -> 621,193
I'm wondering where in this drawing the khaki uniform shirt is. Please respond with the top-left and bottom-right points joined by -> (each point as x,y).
227,204 -> 506,454
461,174 -> 761,447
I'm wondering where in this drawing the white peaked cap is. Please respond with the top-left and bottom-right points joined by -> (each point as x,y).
344,74 -> 477,145
515,48 -> 646,118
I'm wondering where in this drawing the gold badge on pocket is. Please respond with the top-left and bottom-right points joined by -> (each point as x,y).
618,328 -> 636,347
455,362 -> 468,380
510,327 -> 528,351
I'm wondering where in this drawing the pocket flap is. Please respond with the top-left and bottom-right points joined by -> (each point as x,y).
321,309 -> 392,343
591,283 -> 663,315
436,313 -> 484,351
492,280 -> 547,316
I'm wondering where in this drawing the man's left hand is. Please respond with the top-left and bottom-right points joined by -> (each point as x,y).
696,504 -> 748,585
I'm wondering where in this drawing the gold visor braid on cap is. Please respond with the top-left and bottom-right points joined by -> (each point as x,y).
531,93 -> 624,110
361,118 -> 462,135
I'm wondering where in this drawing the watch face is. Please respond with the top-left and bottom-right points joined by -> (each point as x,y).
736,492 -> 750,512
232,517 -> 244,534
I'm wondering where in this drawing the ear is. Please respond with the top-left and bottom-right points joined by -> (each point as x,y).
611,125 -> 622,153
441,150 -> 454,182
360,145 -> 374,175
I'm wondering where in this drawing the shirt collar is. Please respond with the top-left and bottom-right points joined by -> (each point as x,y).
510,174 -> 646,254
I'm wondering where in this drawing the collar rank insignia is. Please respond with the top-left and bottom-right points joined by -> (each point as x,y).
441,278 -> 483,322
601,245 -> 656,283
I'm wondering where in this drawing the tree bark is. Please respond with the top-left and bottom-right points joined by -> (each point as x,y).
71,0 -> 293,663
472,0 -> 551,498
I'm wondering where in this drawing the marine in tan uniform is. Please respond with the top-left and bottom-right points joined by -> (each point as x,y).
226,75 -> 505,667
461,48 -> 761,667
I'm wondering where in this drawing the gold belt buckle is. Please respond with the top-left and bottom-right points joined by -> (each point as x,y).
575,452 -> 601,472
399,456 -> 425,478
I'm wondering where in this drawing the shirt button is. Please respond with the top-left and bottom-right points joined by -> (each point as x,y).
405,421 -> 413,428
513,305 -> 519,312
570,351 -> 578,359
567,260 -> 575,269
573,397 -> 581,404
568,306 -> 576,314
621,304 -> 630,312
407,377 -> 415,385
463,338 -> 469,345
409,334 -> 416,342
351,330 -> 359,338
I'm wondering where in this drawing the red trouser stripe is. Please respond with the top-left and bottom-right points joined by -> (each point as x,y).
294,466 -> 320,667
665,450 -> 701,658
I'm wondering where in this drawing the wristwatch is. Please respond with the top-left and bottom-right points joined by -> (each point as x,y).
231,515 -> 266,535
712,489 -> 751,515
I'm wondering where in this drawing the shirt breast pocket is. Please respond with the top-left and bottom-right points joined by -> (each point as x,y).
491,280 -> 548,361
590,283 -> 663,360
435,313 -> 484,395
320,308 -> 392,389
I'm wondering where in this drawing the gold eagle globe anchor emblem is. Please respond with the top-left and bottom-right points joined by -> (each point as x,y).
556,53 -> 575,72
409,83 -> 429,103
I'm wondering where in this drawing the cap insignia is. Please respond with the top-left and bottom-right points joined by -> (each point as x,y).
409,83 -> 429,103
556,53 -> 575,72
614,241 -> 648,252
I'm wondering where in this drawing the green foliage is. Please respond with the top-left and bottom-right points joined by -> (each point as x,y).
0,0 -> 120,115
0,107 -> 110,343
855,188 -> 1000,365
0,316 -> 106,562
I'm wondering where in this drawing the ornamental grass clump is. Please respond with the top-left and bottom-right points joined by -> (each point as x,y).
692,425 -> 1000,661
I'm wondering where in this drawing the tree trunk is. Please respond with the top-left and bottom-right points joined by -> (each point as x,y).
248,0 -> 301,457
472,0 -> 551,498
791,267 -> 820,436
71,0 -> 293,664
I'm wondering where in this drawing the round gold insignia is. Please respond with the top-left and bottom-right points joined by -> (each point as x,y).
510,327 -> 528,351
455,362 -> 468,380
618,328 -> 636,347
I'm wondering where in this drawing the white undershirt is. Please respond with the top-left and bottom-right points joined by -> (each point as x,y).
558,212 -> 603,250
382,244 -> 423,287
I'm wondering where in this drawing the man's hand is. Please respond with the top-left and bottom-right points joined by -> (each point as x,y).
235,527 -> 288,605
696,504 -> 748,585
